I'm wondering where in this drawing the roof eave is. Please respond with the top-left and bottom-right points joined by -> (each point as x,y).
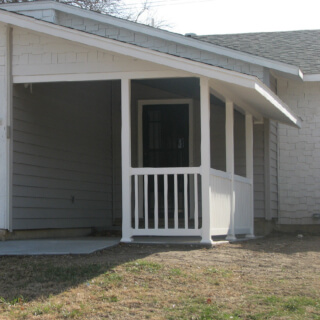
254,83 -> 301,128
303,74 -> 320,82
0,0 -> 304,79
0,8 -> 300,128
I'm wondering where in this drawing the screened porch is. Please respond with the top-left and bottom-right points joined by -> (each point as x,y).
121,77 -> 254,244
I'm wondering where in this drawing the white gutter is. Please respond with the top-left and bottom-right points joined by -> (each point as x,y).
0,1 -> 303,78
303,74 -> 320,82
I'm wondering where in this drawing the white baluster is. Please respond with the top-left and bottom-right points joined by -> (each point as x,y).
134,175 -> 138,229
154,174 -> 158,230
194,174 -> 199,229
184,174 -> 188,229
174,174 -> 178,229
164,174 -> 168,230
144,174 -> 148,229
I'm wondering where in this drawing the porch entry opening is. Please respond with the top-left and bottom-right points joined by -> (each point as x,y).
131,100 -> 201,234
143,104 -> 189,168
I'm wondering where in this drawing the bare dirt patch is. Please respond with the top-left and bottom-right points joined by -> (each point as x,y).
0,233 -> 319,319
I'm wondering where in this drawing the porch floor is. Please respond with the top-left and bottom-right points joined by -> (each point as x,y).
0,237 -> 120,255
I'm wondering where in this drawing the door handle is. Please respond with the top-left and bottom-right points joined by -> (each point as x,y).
178,138 -> 184,149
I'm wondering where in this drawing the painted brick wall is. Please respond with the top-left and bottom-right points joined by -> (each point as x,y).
1,3 -> 272,81
7,6 -> 265,81
12,27 -> 169,78
277,78 -> 320,224
55,11 -> 265,80
16,9 -> 56,23
1,6 -> 267,81
0,23 -> 8,229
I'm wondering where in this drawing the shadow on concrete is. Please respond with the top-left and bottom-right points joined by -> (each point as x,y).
0,238 -> 120,255
0,241 -> 202,302
0,233 -> 319,303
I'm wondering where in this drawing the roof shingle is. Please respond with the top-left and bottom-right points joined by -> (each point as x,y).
195,30 -> 320,74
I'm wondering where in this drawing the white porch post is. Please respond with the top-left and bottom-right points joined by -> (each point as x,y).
121,78 -> 133,243
246,113 -> 255,238
226,101 -> 236,241
0,24 -> 12,234
200,77 -> 213,244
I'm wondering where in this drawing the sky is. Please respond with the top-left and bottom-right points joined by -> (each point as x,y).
123,0 -> 320,35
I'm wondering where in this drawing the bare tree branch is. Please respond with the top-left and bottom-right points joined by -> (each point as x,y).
0,0 -> 171,28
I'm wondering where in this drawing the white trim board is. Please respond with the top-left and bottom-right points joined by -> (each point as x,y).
137,99 -> 194,168
13,71 -> 191,84
303,74 -> 320,82
0,9 -> 300,127
0,1 -> 302,78
0,11 -> 260,89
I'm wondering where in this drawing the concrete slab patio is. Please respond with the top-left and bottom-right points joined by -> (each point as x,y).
0,238 -> 120,255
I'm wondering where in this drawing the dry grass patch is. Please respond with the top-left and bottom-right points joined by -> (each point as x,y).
0,233 -> 319,319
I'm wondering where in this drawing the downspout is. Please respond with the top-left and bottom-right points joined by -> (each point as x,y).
264,119 -> 271,221
110,81 -> 114,225
276,121 -> 280,219
6,25 -> 13,232
276,79 -> 280,221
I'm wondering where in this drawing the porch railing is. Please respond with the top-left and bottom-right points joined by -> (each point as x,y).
210,169 -> 232,235
210,169 -> 253,236
234,175 -> 253,234
130,167 -> 202,236
129,167 -> 253,238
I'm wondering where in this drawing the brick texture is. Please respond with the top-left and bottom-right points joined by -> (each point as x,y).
22,9 -> 56,23
57,11 -> 265,80
12,27 -> 169,77
278,78 -> 320,224
14,9 -> 266,81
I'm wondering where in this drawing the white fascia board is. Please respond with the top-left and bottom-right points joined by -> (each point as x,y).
0,1 -> 302,78
13,70 -> 191,84
0,10 -> 299,128
254,83 -> 301,128
209,74 -> 301,127
208,80 -> 264,121
303,74 -> 320,82
0,9 -> 258,88
0,2 -> 58,11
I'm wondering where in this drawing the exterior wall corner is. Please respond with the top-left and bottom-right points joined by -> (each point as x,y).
0,23 -> 11,230
277,77 -> 320,225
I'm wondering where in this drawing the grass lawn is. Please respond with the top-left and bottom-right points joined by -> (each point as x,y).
0,233 -> 319,319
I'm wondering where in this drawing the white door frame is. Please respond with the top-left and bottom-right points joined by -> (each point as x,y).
137,99 -> 194,168
137,99 -> 195,220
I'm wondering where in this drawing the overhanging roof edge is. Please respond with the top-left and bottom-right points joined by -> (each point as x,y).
0,1 -> 303,78
0,9 -> 300,128
254,83 -> 301,128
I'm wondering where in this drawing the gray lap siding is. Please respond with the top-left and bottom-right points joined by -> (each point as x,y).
12,81 -> 115,230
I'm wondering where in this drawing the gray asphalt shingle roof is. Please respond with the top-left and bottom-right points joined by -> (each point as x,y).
195,30 -> 320,74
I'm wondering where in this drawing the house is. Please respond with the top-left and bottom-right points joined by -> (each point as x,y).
0,1 -> 316,245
